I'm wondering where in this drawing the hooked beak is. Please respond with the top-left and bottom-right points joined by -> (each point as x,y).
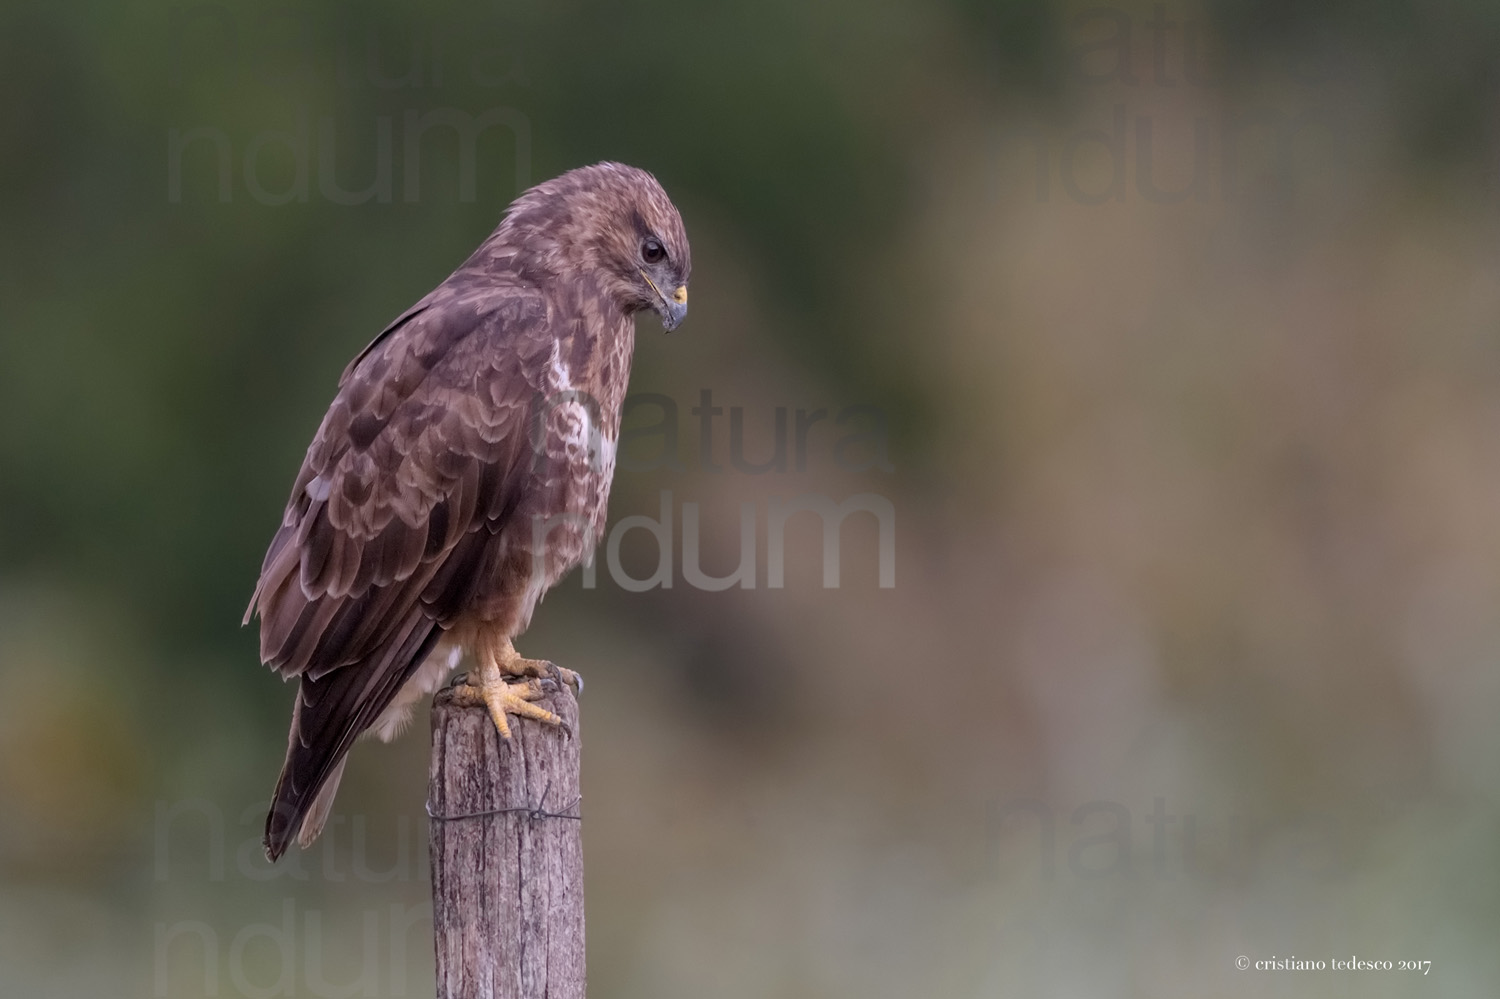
643,272 -> 688,332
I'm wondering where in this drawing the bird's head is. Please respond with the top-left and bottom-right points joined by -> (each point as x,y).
499,162 -> 691,331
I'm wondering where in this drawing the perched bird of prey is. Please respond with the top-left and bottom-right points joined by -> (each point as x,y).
245,163 -> 690,861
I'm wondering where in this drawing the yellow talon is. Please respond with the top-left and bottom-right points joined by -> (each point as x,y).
450,633 -> 577,740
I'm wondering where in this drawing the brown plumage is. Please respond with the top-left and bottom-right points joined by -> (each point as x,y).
245,163 -> 690,861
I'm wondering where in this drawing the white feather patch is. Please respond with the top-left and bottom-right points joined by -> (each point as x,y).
370,644 -> 463,742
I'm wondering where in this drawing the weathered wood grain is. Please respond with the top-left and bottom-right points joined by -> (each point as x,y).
429,684 -> 583,999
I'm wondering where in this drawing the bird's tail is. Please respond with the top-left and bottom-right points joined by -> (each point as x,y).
263,618 -> 441,862
277,756 -> 347,853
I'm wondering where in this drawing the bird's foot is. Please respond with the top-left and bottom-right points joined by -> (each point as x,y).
449,668 -> 568,741
453,634 -> 580,740
503,656 -> 584,696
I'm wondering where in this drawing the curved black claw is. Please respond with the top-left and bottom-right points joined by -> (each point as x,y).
536,660 -> 584,696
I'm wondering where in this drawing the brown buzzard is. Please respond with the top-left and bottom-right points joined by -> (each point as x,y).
245,162 -> 690,861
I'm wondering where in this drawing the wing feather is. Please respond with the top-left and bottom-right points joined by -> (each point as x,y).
250,285 -> 555,860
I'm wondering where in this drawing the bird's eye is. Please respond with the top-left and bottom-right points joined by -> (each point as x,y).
641,237 -> 665,264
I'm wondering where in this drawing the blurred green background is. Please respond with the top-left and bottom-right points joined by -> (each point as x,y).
3,1 -> 1500,996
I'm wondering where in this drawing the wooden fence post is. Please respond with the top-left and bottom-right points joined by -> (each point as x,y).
428,683 -> 584,998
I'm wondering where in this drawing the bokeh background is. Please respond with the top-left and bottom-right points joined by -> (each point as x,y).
3,1 -> 1499,996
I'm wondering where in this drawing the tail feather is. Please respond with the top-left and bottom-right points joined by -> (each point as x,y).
296,756 -> 347,850
263,616 -> 442,862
